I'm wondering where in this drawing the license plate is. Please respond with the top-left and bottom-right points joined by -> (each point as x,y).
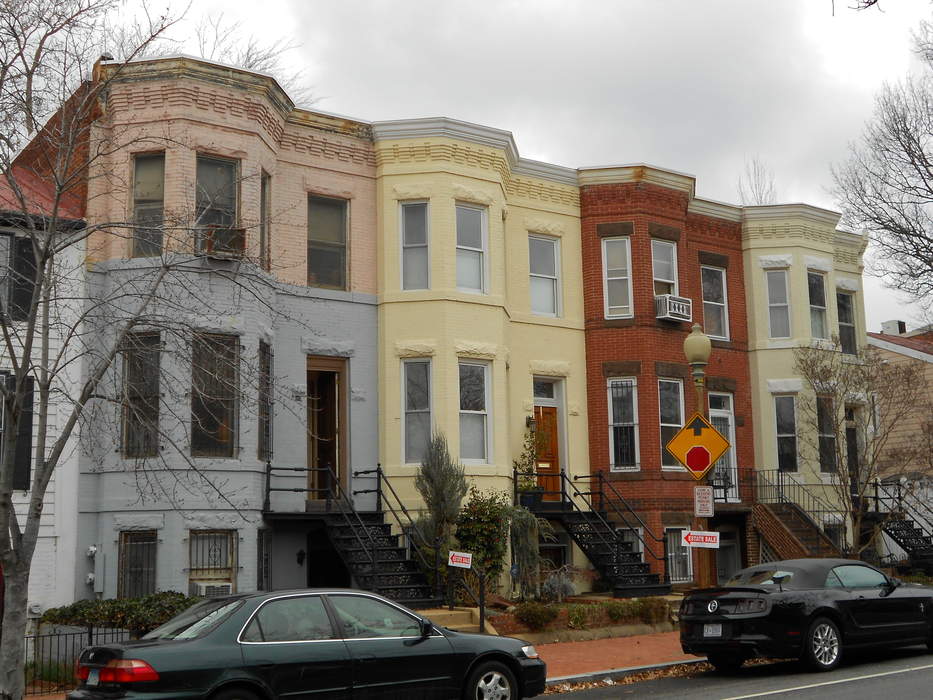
703,623 -> 722,637
87,669 -> 99,686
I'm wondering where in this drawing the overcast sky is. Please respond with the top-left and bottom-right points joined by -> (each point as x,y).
164,0 -> 933,332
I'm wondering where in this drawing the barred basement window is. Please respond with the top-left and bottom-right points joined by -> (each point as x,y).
257,341 -> 273,462
118,530 -> 157,598
191,333 -> 239,458
122,332 -> 160,458
608,378 -> 639,471
189,530 -> 236,591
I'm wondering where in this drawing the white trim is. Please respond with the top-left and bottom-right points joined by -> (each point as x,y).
742,203 -> 842,227
529,234 -> 561,317
601,237 -> 634,319
700,265 -> 729,341
758,254 -> 793,269
455,202 -> 488,294
651,239 -> 678,296
658,378 -> 685,471
688,198 -> 742,222
399,200 -> 430,291
708,392 -> 739,503
836,277 -> 859,292
804,256 -> 833,273
607,377 -> 640,472
808,271 -> 828,340
577,164 -> 696,197
458,360 -> 492,464
402,358 -> 432,466
767,378 -> 803,393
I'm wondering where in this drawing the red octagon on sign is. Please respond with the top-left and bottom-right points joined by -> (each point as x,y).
685,445 -> 711,472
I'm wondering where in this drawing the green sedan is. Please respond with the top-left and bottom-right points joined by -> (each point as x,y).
68,589 -> 546,699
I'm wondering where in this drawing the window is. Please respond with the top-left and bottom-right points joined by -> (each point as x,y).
529,235 -> 560,315
651,240 -> 678,296
830,565 -> 888,589
132,153 -> 164,257
191,333 -> 239,458
0,233 -> 37,321
329,594 -> 422,639
121,332 -> 160,458
1,371 -> 34,490
401,202 -> 428,290
774,395 -> 798,472
665,528 -> 692,583
456,204 -> 486,293
817,397 -> 836,473
608,378 -> 639,471
195,155 -> 240,254
659,379 -> 684,469
837,291 -> 857,354
242,596 -> 336,642
701,266 -> 728,340
709,393 -> 738,501
808,272 -> 827,339
257,341 -> 273,462
118,531 -> 157,598
189,530 -> 236,584
259,172 -> 271,271
766,270 -> 791,338
459,362 -> 490,462
403,359 -> 431,464
602,238 -> 633,318
307,195 -> 348,289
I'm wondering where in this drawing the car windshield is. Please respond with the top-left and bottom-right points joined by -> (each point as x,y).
143,598 -> 243,640
726,569 -> 796,587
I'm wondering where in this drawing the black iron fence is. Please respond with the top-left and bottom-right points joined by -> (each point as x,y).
24,627 -> 131,695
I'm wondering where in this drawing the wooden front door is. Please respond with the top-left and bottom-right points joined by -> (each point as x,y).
534,405 -> 560,501
307,356 -> 347,501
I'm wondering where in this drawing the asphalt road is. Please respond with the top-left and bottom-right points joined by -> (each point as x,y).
547,645 -> 933,699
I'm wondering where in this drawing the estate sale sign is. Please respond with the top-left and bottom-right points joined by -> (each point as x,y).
448,551 -> 473,568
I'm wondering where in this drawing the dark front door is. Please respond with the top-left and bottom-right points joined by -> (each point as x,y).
240,594 -> 351,699
534,405 -> 560,502
307,356 -> 347,500
327,593 -> 456,699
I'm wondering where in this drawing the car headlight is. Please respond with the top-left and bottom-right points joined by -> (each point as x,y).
521,645 -> 539,659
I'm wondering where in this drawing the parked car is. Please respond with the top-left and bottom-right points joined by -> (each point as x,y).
680,558 -> 933,672
67,588 -> 546,699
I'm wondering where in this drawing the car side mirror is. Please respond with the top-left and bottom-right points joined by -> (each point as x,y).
419,617 -> 433,638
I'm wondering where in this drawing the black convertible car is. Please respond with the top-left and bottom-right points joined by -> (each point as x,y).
67,589 -> 545,700
680,558 -> 933,672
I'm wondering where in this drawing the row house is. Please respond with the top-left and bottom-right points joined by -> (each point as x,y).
4,54 -> 872,614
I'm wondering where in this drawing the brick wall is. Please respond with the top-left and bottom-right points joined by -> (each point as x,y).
751,503 -> 808,560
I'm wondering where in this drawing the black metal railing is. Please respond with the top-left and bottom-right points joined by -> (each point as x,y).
869,479 -> 933,545
25,627 -> 131,695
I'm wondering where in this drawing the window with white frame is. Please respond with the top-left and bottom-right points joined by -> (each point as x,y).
459,361 -> 490,462
817,396 -> 836,473
602,237 -> 633,318
403,359 -> 431,464
529,235 -> 560,315
401,202 -> 428,290
456,204 -> 486,293
808,272 -> 828,339
189,529 -> 236,588
651,240 -> 678,296
766,269 -> 791,338
837,291 -> 857,354
774,395 -> 798,472
701,266 -> 728,340
608,378 -> 639,471
659,379 -> 684,468
665,528 -> 692,582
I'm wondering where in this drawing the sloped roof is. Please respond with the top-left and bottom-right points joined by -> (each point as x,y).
867,331 -> 933,359
0,167 -> 84,222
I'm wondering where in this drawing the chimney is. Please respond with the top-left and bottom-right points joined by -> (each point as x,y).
881,320 -> 907,335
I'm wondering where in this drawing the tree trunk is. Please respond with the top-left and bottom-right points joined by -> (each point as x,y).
0,564 -> 29,700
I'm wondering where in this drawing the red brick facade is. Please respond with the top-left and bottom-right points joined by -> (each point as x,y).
580,179 -> 755,583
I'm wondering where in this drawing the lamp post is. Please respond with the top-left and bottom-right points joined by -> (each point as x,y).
683,323 -> 713,587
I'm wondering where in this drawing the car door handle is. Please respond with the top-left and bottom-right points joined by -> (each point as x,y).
355,654 -> 377,663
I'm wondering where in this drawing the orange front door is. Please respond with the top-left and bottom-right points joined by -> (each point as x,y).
534,405 -> 560,501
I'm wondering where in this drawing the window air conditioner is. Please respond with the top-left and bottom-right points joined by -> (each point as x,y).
654,294 -> 692,322
190,581 -> 234,597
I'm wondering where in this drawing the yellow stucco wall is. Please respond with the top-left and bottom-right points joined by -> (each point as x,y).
374,133 -> 588,510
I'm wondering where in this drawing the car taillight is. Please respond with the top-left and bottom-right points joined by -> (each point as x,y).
77,659 -> 159,683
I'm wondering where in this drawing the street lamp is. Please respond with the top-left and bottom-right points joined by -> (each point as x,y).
683,323 -> 712,416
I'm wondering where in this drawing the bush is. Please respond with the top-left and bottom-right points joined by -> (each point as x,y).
635,597 -> 670,625
41,591 -> 199,636
514,601 -> 558,630
455,487 -> 511,579
604,599 -> 635,623
565,604 -> 589,630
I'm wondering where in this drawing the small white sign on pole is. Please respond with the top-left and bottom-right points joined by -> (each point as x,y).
448,550 -> 473,569
694,486 -> 715,518
681,530 -> 720,549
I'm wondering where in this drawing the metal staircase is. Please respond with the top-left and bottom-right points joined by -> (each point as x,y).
755,470 -> 843,558
515,470 -> 671,597
870,481 -> 933,574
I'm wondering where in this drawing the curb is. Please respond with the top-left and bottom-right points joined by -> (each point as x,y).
545,657 -> 707,687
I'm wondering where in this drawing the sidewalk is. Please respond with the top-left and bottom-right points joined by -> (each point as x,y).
538,630 -> 699,680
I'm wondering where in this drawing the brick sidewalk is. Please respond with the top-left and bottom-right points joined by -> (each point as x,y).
538,630 -> 698,679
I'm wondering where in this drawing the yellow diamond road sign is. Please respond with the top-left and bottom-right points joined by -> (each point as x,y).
666,411 -> 731,481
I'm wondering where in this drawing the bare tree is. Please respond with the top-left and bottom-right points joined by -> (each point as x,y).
736,155 -> 777,206
793,339 -> 932,557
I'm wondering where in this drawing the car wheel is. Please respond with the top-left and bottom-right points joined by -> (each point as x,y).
464,660 -> 517,700
210,687 -> 262,700
802,616 -> 842,672
706,652 -> 744,673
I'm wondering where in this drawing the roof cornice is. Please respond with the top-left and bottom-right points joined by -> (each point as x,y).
742,203 -> 842,227
688,198 -> 742,222
577,164 -> 696,198
372,117 -> 576,185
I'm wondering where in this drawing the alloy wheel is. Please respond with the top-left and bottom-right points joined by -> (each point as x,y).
475,669 -> 511,700
812,622 -> 839,667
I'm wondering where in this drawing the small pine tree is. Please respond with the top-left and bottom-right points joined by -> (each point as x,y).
415,431 -> 468,545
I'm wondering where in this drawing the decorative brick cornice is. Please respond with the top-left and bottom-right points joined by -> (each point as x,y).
578,164 -> 696,198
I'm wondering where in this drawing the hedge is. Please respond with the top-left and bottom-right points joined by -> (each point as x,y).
41,591 -> 199,636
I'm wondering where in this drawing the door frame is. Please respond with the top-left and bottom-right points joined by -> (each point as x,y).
306,355 -> 349,498
533,377 -> 567,495
708,391 -> 739,503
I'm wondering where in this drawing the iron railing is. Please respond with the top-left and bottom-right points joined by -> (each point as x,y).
24,627 -> 130,695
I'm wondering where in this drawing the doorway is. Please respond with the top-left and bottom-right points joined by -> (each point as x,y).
533,378 -> 564,502
307,356 -> 347,501
715,526 -> 741,584
709,393 -> 739,503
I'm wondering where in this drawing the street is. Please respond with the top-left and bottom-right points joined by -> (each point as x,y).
548,645 -> 933,699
